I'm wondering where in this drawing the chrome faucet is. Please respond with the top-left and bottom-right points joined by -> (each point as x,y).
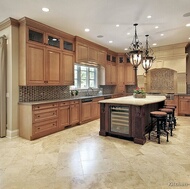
86,87 -> 94,96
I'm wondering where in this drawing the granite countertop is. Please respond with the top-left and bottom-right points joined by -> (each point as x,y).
99,95 -> 166,106
18,94 -> 113,105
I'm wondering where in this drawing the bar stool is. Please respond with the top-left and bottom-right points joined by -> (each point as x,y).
149,111 -> 169,144
159,108 -> 173,136
164,105 -> 177,127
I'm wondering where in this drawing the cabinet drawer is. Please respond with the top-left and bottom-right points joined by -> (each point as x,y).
93,97 -> 104,102
59,101 -> 70,106
179,96 -> 190,100
33,119 -> 58,135
70,100 -> 79,104
33,103 -> 58,110
33,108 -> 58,123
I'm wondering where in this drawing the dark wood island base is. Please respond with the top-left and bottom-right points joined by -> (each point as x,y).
99,95 -> 166,145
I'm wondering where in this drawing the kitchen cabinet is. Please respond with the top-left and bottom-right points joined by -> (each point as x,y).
75,36 -> 108,65
26,44 -> 61,85
19,102 -> 59,140
61,51 -> 74,85
117,63 -> 125,93
81,97 -> 104,123
59,100 -> 80,130
89,46 -> 98,63
76,42 -> 88,62
70,100 -> 80,125
98,50 -> 107,66
19,17 -> 75,86
105,63 -> 117,85
178,96 -> 190,115
81,101 -> 92,122
125,63 -> 135,85
59,101 -> 70,130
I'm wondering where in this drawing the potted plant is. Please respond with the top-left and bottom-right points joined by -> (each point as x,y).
133,87 -> 146,98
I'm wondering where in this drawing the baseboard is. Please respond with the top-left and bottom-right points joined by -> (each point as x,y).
6,129 -> 19,138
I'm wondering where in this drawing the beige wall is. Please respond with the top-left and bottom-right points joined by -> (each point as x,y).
0,25 -> 19,138
137,42 -> 187,93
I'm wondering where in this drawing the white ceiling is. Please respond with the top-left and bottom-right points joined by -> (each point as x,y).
1,0 -> 190,52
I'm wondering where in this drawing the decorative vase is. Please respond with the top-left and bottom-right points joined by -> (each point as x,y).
133,93 -> 146,98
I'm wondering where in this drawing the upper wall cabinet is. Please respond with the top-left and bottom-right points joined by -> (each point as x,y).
19,17 -> 75,86
75,36 -> 107,66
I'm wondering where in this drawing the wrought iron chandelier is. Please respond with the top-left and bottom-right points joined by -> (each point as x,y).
128,23 -> 155,73
142,34 -> 155,73
128,23 -> 143,69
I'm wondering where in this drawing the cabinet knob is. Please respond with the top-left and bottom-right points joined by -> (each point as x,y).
37,115 -> 40,118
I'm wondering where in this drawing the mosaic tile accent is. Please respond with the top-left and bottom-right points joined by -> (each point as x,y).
146,68 -> 177,94
19,85 -> 115,102
19,86 -> 70,102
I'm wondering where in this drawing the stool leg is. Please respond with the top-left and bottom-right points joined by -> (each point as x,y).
157,119 -> 160,144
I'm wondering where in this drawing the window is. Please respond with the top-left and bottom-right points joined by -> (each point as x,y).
74,64 -> 98,89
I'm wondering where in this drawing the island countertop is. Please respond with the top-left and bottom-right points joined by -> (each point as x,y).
99,95 -> 166,106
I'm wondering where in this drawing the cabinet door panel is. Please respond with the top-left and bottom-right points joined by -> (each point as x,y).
59,106 -> 70,129
46,49 -> 61,84
27,44 -> 45,85
81,102 -> 91,121
70,104 -> 80,124
62,52 -> 74,85
125,64 -> 135,85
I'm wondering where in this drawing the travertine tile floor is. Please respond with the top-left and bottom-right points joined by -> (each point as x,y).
0,116 -> 190,189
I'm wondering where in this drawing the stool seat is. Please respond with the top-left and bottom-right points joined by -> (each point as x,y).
150,111 -> 167,117
159,108 -> 173,113
165,104 -> 176,108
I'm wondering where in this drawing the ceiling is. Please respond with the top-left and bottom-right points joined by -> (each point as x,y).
1,0 -> 190,52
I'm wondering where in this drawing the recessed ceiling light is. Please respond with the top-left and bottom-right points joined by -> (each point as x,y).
124,48 -> 128,50
109,41 -> 113,43
186,23 -> 190,27
42,7 -> 49,12
183,12 -> 190,17
155,26 -> 159,29
147,15 -> 152,19
85,28 -> 90,32
153,43 -> 157,46
116,24 -> 120,27
160,34 -> 164,36
127,33 -> 130,35
97,35 -> 103,38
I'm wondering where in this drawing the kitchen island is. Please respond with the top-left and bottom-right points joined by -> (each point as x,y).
99,95 -> 166,145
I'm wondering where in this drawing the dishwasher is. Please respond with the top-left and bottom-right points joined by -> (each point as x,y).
110,106 -> 130,135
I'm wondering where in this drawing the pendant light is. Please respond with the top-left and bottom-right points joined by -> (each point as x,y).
142,35 -> 155,73
128,23 -> 143,69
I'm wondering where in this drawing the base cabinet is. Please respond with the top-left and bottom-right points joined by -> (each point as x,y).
178,96 -> 190,115
81,97 -> 104,123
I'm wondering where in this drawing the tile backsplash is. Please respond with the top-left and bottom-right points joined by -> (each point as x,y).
19,85 -> 115,102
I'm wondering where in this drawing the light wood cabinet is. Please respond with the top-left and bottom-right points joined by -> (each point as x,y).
178,96 -> 190,115
70,101 -> 80,125
59,101 -> 70,130
19,102 -> 59,140
125,63 -> 135,85
26,44 -> 61,85
76,42 -> 88,62
81,97 -> 104,122
62,52 -> 74,85
81,102 -> 92,122
19,17 -> 75,86
98,50 -> 107,66
106,63 -> 117,85
89,46 -> 98,62
117,63 -> 125,93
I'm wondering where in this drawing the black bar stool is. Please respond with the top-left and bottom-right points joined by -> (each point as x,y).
159,108 -> 173,136
149,111 -> 169,144
164,105 -> 177,127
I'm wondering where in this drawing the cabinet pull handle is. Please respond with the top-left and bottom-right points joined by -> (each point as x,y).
37,115 -> 40,117
38,127 -> 40,130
